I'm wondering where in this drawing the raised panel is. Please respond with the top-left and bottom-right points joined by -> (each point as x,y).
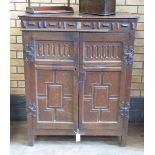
38,98 -> 54,122
80,71 -> 122,129
93,85 -> 109,109
103,72 -> 121,96
47,84 -> 63,108
56,71 -> 74,95
55,99 -> 73,122
37,70 -> 54,96
83,100 -> 98,122
35,69 -> 77,129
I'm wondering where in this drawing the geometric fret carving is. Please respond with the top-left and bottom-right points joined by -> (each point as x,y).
22,20 -> 77,29
36,41 -> 74,60
93,85 -> 109,110
36,70 -> 74,123
21,20 -> 136,32
84,42 -> 121,61
47,84 -> 63,108
83,71 -> 121,123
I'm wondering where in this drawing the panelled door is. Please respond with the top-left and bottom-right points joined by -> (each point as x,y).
79,33 -> 129,133
24,32 -> 79,130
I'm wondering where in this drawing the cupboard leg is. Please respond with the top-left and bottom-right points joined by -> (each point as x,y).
119,118 -> 128,147
27,119 -> 35,146
28,132 -> 35,146
119,135 -> 127,147
118,136 -> 122,144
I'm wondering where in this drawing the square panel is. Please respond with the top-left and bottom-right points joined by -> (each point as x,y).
47,84 -> 63,108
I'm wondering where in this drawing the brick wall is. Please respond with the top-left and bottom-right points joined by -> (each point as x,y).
10,0 -> 144,97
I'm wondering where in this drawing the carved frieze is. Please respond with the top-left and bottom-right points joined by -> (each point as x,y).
84,42 -> 121,61
21,20 -> 135,32
36,41 -> 74,60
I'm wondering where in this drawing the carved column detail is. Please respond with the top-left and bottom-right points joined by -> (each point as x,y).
119,102 -> 130,118
24,41 -> 35,63
26,103 -> 37,117
124,46 -> 134,65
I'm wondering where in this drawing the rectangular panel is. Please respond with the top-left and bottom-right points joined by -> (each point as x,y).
36,41 -> 74,60
79,71 -> 123,130
35,68 -> 78,130
84,42 -> 122,62
80,33 -> 129,69
93,85 -> 109,109
31,32 -> 78,66
47,84 -> 62,108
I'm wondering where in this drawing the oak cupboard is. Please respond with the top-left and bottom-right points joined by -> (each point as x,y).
19,13 -> 138,146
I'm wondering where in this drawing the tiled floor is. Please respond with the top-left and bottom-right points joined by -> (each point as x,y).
10,122 -> 144,155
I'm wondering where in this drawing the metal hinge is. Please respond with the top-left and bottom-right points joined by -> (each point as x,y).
124,46 -> 134,65
26,102 -> 37,117
119,102 -> 130,118
24,40 -> 35,63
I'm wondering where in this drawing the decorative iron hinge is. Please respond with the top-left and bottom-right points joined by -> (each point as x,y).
26,103 -> 37,117
24,41 -> 35,63
119,102 -> 130,118
124,46 -> 134,65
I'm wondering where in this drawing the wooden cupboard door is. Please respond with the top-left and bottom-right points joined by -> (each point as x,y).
79,70 -> 123,131
23,32 -> 79,130
34,68 -> 78,130
79,33 -> 129,131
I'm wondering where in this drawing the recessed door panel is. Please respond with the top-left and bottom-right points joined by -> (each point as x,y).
80,33 -> 129,69
79,71 -> 122,130
79,33 -> 127,131
31,32 -> 79,66
35,69 -> 78,130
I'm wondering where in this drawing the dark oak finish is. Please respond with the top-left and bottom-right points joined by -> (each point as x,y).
19,13 -> 138,146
